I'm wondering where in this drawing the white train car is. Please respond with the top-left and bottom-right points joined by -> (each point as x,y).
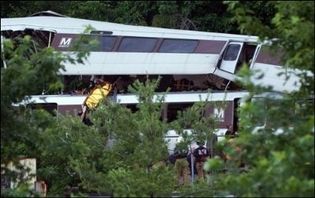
1,11 -> 302,92
18,90 -> 250,154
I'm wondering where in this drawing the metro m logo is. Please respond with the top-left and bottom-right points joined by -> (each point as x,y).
58,37 -> 72,48
214,108 -> 224,122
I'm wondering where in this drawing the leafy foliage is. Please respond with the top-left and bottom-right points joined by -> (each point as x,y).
204,1 -> 314,197
70,78 -> 175,197
1,30 -> 91,196
0,1 -> 255,33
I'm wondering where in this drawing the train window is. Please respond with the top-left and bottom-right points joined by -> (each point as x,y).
159,39 -> 198,53
223,44 -> 241,61
118,37 -> 157,52
27,103 -> 58,116
124,104 -> 139,113
255,46 -> 284,65
167,102 -> 194,123
100,36 -> 116,51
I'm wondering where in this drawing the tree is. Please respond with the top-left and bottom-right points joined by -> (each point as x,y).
0,1 -> 231,32
204,1 -> 314,197
1,31 -> 91,196
67,78 -> 226,196
0,1 -> 71,18
69,78 -> 175,197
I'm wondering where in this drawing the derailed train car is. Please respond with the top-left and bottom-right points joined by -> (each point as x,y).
18,91 -> 249,153
1,11 -> 303,93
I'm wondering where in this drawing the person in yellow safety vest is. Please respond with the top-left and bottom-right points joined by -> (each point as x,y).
80,79 -> 113,122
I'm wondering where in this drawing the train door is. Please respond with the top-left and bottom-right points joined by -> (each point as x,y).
214,42 -> 258,81
219,42 -> 244,73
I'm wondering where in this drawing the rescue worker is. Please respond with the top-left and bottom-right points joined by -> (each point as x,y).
193,141 -> 209,181
174,142 -> 189,186
80,78 -> 113,123
80,77 -> 123,124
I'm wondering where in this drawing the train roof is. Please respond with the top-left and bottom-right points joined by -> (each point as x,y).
1,14 -> 259,41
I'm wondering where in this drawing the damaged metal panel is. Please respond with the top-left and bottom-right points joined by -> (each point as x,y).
1,29 -> 55,48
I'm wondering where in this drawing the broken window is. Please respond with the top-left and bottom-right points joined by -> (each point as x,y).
26,103 -> 58,116
1,29 -> 55,49
61,74 -> 243,96
166,103 -> 194,123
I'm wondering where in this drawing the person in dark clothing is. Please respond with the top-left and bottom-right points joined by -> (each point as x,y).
168,152 -> 177,165
78,111 -> 93,126
174,143 -> 189,186
193,141 -> 210,181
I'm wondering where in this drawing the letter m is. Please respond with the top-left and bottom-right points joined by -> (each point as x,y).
58,38 -> 72,48
214,108 -> 224,122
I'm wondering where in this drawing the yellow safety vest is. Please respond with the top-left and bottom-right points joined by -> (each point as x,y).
84,83 -> 112,109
